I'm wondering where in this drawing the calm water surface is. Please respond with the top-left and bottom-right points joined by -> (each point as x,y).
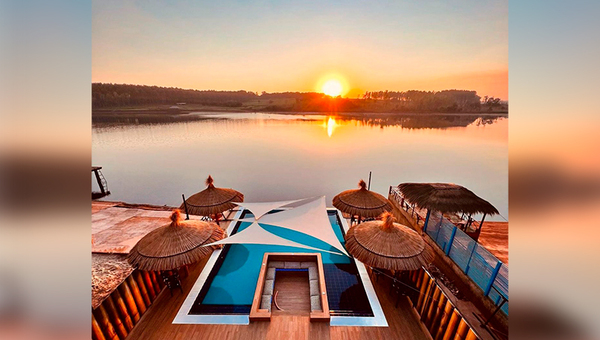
92,113 -> 508,221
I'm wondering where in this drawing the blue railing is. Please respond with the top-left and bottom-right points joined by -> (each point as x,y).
390,187 -> 508,316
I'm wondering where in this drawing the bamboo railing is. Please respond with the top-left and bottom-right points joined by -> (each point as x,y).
406,268 -> 481,340
92,269 -> 165,340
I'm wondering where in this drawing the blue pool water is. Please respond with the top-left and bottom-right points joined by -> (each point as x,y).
190,210 -> 373,316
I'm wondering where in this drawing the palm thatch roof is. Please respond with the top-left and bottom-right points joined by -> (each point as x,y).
397,183 -> 499,215
345,212 -> 434,271
127,210 -> 225,271
92,253 -> 133,309
332,180 -> 393,218
180,175 -> 244,216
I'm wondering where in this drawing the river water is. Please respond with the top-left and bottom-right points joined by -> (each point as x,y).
92,113 -> 508,221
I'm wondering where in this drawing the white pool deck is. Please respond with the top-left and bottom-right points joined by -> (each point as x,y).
173,208 -> 388,327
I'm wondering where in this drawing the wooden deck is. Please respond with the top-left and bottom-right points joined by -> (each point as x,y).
126,253 -> 432,340
92,201 -> 224,254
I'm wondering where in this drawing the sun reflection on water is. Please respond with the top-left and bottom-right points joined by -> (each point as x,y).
326,117 -> 337,137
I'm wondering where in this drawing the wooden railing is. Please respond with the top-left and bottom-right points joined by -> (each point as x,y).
389,186 -> 426,227
92,270 -> 165,340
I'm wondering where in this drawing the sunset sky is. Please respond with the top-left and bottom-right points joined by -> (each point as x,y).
92,0 -> 508,99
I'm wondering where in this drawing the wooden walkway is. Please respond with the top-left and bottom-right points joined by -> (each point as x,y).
126,255 -> 432,340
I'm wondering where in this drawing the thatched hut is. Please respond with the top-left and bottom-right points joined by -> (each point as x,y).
397,182 -> 499,240
127,210 -> 225,272
180,175 -> 244,219
345,212 -> 434,271
333,180 -> 392,222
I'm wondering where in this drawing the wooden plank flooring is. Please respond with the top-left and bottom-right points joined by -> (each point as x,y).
272,271 -> 310,315
126,255 -> 432,340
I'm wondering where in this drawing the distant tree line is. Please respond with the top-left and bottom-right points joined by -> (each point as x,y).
361,90 -> 483,112
92,83 -> 257,108
92,83 -> 506,113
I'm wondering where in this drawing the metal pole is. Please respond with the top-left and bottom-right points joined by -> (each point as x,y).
445,226 -> 457,255
368,171 -> 372,190
484,262 -> 503,296
181,194 -> 190,220
481,295 -> 508,327
423,209 -> 431,233
464,242 -> 478,275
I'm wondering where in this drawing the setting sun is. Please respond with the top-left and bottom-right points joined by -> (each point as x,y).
322,79 -> 343,97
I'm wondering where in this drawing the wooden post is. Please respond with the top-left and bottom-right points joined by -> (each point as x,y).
92,313 -> 108,340
110,291 -> 134,331
150,271 -> 162,293
416,273 -> 429,311
103,296 -> 128,339
441,309 -> 460,340
430,296 -> 448,339
134,271 -> 151,306
465,329 -> 478,340
420,278 -> 435,317
93,305 -> 120,340
454,319 -> 470,340
425,286 -> 441,328
434,301 -> 454,340
475,213 -> 487,242
368,171 -> 372,190
142,271 -> 156,300
118,281 -> 140,322
126,275 -> 147,314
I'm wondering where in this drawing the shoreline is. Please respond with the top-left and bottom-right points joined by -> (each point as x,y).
92,109 -> 508,120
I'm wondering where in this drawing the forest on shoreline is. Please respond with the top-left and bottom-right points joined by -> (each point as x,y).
92,83 -> 508,114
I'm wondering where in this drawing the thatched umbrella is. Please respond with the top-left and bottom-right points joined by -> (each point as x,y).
127,210 -> 225,271
180,175 -> 244,219
397,183 -> 499,216
397,183 -> 498,239
345,212 -> 434,271
333,180 -> 392,221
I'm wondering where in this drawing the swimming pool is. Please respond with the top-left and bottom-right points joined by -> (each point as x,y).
174,208 -> 387,326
